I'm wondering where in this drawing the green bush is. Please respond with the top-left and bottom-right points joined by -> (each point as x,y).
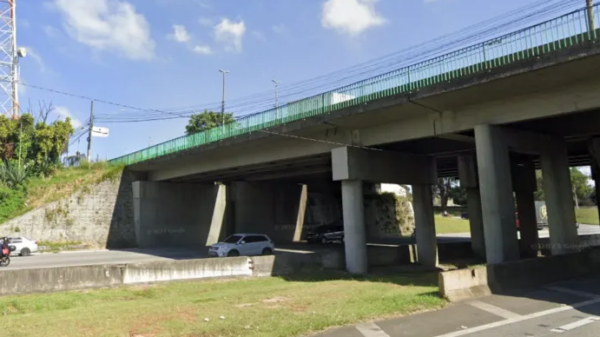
0,184 -> 26,224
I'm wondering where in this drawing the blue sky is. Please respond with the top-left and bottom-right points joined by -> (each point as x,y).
16,0 -> 589,163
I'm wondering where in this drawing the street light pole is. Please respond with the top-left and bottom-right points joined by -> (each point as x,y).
272,80 -> 280,108
587,0 -> 595,33
219,69 -> 229,134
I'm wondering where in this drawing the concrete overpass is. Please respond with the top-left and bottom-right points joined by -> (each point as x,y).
113,7 -> 600,274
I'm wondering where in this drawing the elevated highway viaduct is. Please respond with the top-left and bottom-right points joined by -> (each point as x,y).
119,18 -> 600,274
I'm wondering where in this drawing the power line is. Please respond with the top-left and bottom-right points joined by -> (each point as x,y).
22,0 -> 587,126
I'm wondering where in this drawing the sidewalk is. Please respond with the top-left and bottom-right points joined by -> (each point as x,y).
311,274 -> 600,337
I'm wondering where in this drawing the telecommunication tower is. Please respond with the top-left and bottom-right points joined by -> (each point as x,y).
0,0 -> 23,119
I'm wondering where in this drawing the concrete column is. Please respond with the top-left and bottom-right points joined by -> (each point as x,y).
206,183 -> 228,246
512,161 -> 539,259
474,125 -> 519,264
341,180 -> 368,274
541,140 -> 579,255
292,184 -> 308,242
588,138 -> 600,225
458,153 -> 485,260
413,184 -> 438,267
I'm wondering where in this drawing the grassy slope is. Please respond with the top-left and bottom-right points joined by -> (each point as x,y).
435,215 -> 470,234
0,163 -> 124,225
2,272 -> 444,337
575,207 -> 599,225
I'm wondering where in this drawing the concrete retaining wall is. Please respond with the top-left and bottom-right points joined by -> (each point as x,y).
439,248 -> 599,302
123,257 -> 253,284
0,265 -> 124,296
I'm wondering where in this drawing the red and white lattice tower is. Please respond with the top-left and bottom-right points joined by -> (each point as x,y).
0,0 -> 19,119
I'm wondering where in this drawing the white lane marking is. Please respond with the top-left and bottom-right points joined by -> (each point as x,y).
355,322 -> 391,337
466,300 -> 521,319
432,296 -> 600,337
544,286 -> 600,299
550,317 -> 600,333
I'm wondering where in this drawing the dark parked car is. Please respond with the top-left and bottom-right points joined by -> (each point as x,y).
305,224 -> 344,244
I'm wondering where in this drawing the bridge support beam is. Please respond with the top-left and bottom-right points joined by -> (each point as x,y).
474,125 -> 519,264
341,180 -> 368,274
540,140 -> 579,255
512,160 -> 539,259
458,153 -> 486,260
132,181 -> 230,249
332,147 -> 437,273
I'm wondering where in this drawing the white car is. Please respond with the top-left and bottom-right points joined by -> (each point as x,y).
209,234 -> 274,257
8,237 -> 38,256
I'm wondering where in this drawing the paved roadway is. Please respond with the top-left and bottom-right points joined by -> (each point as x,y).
315,275 -> 600,337
2,224 -> 597,271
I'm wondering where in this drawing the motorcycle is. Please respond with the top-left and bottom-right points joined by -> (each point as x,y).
0,245 -> 15,267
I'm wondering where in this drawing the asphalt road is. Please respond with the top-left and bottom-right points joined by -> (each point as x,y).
1,248 -> 210,271
315,275 -> 600,337
2,224 -> 598,271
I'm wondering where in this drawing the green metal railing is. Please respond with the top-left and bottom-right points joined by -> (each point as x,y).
110,5 -> 600,166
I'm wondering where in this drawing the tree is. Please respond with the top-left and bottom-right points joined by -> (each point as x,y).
534,168 -> 592,207
185,110 -> 236,135
433,178 -> 458,212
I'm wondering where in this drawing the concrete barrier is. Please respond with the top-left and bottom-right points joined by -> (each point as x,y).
122,257 -> 253,284
439,248 -> 598,302
0,265 -> 124,296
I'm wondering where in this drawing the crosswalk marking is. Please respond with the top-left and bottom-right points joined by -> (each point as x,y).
467,300 -> 521,319
355,322 -> 391,337
550,317 -> 600,333
544,286 -> 600,299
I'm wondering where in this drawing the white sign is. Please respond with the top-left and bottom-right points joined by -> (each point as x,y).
92,126 -> 109,138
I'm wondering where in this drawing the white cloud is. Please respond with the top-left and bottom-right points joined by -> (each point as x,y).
51,0 -> 156,61
214,18 -> 246,53
199,17 -> 212,27
169,24 -> 191,43
54,106 -> 83,129
192,45 -> 212,55
321,0 -> 386,36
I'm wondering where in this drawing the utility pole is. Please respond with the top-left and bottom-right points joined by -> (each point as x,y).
587,0 -> 596,33
219,69 -> 229,133
272,80 -> 280,108
87,101 -> 94,162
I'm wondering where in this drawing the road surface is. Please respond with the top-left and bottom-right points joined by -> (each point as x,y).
315,275 -> 600,337
2,224 -> 597,271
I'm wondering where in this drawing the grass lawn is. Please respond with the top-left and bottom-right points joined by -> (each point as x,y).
435,215 -> 470,234
575,207 -> 599,225
1,272 -> 445,337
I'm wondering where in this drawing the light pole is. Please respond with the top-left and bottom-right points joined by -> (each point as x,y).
219,69 -> 229,133
587,0 -> 595,33
272,80 -> 280,108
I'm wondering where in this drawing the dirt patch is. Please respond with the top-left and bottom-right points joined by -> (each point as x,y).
262,296 -> 288,304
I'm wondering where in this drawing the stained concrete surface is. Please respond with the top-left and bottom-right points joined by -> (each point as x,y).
314,275 -> 600,337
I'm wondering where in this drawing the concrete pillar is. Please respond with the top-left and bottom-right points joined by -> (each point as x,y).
588,138 -> 600,225
474,125 -> 519,264
458,153 -> 486,260
341,180 -> 368,274
292,184 -> 308,242
413,184 -> 438,267
541,140 -> 579,255
512,161 -> 539,259
206,183 -> 228,246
